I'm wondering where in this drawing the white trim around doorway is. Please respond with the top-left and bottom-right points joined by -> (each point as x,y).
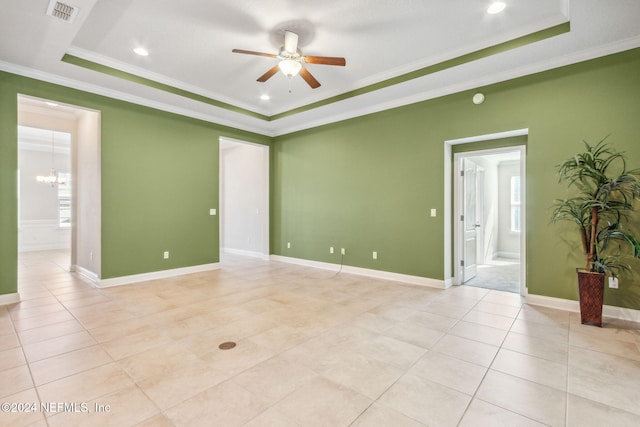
444,129 -> 528,295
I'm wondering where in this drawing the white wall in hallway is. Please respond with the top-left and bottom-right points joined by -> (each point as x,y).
219,138 -> 269,257
18,124 -> 72,252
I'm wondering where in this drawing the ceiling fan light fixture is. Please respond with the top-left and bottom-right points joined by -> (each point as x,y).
134,47 -> 149,57
232,30 -> 345,89
278,59 -> 302,78
487,1 -> 506,14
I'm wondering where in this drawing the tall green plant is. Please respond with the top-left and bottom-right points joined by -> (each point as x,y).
552,138 -> 640,277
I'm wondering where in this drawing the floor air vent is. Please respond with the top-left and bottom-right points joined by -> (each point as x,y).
46,0 -> 79,23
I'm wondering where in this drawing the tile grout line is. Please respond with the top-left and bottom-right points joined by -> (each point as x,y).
565,317 -> 575,427
454,291 -> 544,427
7,300 -> 51,427
13,252 -> 640,426
347,288 -> 494,426
17,266 -> 145,425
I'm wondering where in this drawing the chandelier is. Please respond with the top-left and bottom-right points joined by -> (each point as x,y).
36,131 -> 67,187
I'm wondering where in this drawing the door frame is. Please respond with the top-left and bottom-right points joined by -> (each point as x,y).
219,136 -> 270,259
444,129 -> 528,295
17,95 -> 102,279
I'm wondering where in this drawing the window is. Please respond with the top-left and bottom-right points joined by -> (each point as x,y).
58,172 -> 71,227
510,175 -> 521,233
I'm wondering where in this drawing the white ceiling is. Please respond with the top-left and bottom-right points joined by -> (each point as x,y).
2,0 -> 640,137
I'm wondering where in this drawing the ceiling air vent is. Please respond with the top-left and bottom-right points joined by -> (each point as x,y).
46,0 -> 79,23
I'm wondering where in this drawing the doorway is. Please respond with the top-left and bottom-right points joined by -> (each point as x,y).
455,148 -> 524,293
219,137 -> 269,260
17,95 -> 101,282
18,126 -> 72,255
444,129 -> 527,295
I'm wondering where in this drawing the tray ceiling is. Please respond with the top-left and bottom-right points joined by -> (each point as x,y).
1,0 -> 639,136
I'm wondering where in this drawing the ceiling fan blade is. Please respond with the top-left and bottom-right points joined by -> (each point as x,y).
303,56 -> 346,66
232,49 -> 277,59
257,65 -> 280,82
299,67 -> 321,89
283,30 -> 298,54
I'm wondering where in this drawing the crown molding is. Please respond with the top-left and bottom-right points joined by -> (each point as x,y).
0,61 -> 275,137
3,33 -> 640,138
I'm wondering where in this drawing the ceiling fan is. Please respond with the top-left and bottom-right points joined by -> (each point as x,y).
232,30 -> 346,89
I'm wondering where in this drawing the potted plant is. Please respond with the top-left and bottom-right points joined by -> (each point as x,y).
551,137 -> 640,326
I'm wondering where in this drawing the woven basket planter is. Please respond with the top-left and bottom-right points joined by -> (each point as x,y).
577,269 -> 605,327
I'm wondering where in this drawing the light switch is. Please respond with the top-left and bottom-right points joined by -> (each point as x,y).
430,209 -> 437,217
210,208 -> 217,216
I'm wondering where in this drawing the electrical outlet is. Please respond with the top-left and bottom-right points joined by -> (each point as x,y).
431,208 -> 437,217
287,242 -> 291,249
341,248 -> 346,255
89,251 -> 93,261
330,247 -> 334,254
609,277 -> 619,289
209,208 -> 217,216
372,251 -> 377,260
163,251 -> 169,259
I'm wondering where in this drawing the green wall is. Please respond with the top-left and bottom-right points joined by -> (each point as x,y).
272,48 -> 640,309
3,48 -> 640,311
0,75 -> 19,296
0,71 -> 270,295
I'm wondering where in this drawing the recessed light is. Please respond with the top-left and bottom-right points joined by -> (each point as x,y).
134,47 -> 149,57
260,94 -> 270,101
45,102 -> 59,107
487,1 -> 506,14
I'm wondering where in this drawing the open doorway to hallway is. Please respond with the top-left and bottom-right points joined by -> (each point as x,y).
18,126 -> 72,260
17,95 -> 101,288
219,137 -> 270,261
454,146 -> 525,294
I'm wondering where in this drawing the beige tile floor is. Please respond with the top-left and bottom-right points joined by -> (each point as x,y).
3,250 -> 640,426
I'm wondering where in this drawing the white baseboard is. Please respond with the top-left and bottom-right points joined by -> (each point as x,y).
602,305 -> 640,323
74,265 -> 100,284
525,294 -> 579,312
96,263 -> 221,288
495,251 -> 521,260
222,248 -> 270,260
18,220 -> 71,252
0,292 -> 21,306
270,255 -> 449,289
526,293 -> 640,323
19,243 -> 72,252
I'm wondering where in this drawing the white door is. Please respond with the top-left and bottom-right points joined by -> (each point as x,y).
462,158 -> 481,282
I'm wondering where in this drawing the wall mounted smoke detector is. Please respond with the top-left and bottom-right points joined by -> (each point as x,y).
472,93 -> 486,105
